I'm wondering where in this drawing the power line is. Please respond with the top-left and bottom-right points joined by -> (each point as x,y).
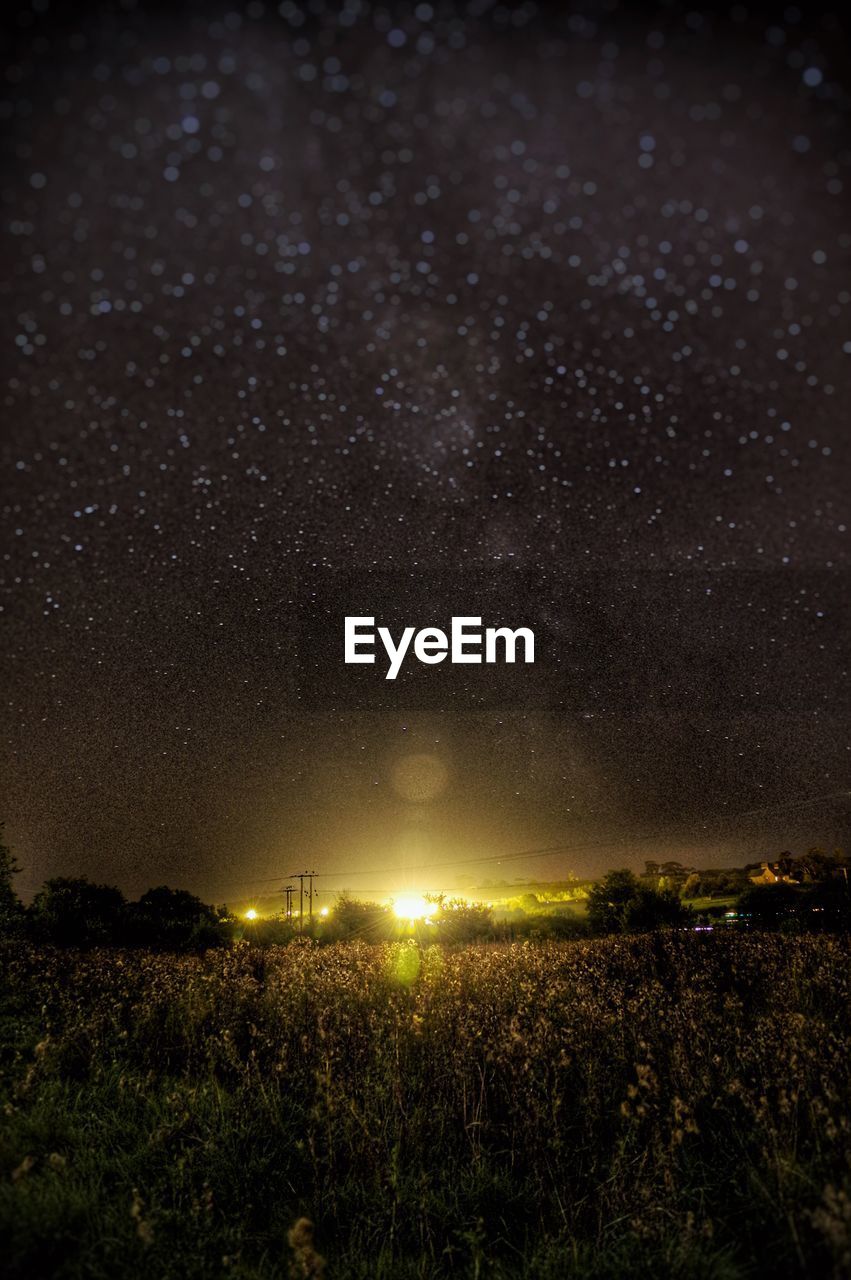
288,871 -> 316,933
210,788 -> 850,892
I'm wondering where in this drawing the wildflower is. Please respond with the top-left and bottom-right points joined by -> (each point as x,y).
287,1217 -> 325,1279
810,1183 -> 851,1272
130,1188 -> 154,1246
11,1155 -> 36,1182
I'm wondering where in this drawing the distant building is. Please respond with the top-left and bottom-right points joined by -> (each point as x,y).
749,861 -> 795,886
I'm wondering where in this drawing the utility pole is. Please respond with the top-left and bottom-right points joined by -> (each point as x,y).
283,884 -> 294,920
288,871 -> 317,932
289,872 -> 306,933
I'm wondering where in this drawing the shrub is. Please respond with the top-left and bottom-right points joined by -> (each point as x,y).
587,868 -> 690,933
28,877 -> 126,946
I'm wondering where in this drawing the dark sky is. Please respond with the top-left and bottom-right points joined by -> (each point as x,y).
1,0 -> 849,904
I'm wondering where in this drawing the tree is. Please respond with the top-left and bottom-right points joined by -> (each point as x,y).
437,899 -> 493,942
681,872 -> 701,899
657,861 -> 694,891
325,895 -> 392,942
0,825 -> 24,936
736,883 -> 802,928
623,885 -> 690,931
30,877 -> 126,946
587,869 -> 690,934
807,878 -> 851,931
128,885 -> 225,948
736,879 -> 851,932
587,870 -> 642,933
798,847 -> 845,883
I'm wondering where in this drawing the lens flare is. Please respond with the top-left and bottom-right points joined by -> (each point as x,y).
244,908 -> 258,921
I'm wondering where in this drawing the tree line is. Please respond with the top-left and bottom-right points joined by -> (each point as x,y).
2,828 -> 849,949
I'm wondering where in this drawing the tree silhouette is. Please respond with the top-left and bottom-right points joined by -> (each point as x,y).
587,869 -> 643,933
0,824 -> 24,936
30,877 -> 126,946
588,869 -> 690,934
128,885 -> 224,948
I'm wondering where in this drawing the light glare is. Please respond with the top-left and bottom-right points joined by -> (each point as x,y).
393,894 -> 430,921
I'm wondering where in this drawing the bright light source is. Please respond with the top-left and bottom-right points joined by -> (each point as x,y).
244,908 -> 258,921
320,906 -> 329,918
393,894 -> 429,921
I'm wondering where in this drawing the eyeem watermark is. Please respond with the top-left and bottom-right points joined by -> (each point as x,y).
344,616 -> 535,680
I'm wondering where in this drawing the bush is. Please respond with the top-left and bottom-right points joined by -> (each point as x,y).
322,894 -> 394,942
435,899 -> 493,943
587,869 -> 690,934
496,912 -> 591,942
28,877 -> 126,946
126,886 -> 228,949
737,881 -> 851,932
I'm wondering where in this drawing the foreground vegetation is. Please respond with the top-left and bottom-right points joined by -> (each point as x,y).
1,933 -> 850,1278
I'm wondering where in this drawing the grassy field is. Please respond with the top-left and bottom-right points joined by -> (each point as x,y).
685,897 -> 738,914
1,934 -> 850,1279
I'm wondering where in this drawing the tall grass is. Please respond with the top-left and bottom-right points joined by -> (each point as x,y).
1,933 -> 850,1278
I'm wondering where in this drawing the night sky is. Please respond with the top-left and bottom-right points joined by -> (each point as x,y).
2,1 -> 849,904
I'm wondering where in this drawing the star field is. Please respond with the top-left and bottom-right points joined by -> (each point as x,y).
1,1 -> 849,898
